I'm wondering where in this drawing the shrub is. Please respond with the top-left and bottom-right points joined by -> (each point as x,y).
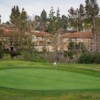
17,50 -> 47,62
78,52 -> 100,64
94,53 -> 100,64
0,50 -> 4,59
64,51 -> 75,59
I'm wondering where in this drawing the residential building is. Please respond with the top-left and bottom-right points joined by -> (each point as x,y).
31,31 -> 53,52
61,32 -> 92,51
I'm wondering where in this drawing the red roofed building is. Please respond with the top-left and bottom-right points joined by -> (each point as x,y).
61,32 -> 93,51
31,31 -> 53,52
0,24 -> 96,52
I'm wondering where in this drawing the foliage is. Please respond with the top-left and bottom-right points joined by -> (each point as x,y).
60,15 -> 68,32
0,15 -> 1,23
78,52 -> 100,64
68,41 -> 86,53
0,41 -> 4,59
17,50 -> 47,62
39,9 -> 47,31
94,53 -> 100,64
68,0 -> 100,31
85,0 -> 99,27
68,4 -> 85,31
10,6 -> 20,27
64,50 -> 75,59
78,52 -> 94,64
0,49 -> 4,59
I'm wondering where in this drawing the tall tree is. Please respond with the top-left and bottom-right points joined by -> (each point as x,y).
9,6 -> 33,53
68,4 -> 85,32
0,15 -> 1,24
10,6 -> 20,28
19,8 -> 28,32
85,0 -> 99,52
85,0 -> 99,27
49,6 -> 55,20
61,15 -> 67,32
40,9 -> 47,31
48,7 -> 61,34
56,8 -> 60,20
47,7 -> 56,34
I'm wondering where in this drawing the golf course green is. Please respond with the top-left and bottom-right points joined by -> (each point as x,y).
0,61 -> 100,100
0,68 -> 100,90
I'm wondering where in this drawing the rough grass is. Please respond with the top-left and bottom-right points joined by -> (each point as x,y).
0,61 -> 100,100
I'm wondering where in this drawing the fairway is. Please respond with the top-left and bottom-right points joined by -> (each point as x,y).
0,68 -> 100,90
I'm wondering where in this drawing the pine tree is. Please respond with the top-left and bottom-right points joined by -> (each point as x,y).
68,4 -> 85,32
61,15 -> 67,32
19,8 -> 28,32
10,6 -> 20,27
49,6 -> 55,20
40,9 -> 47,31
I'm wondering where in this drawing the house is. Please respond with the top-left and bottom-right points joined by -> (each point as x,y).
31,31 -> 53,52
0,25 -> 96,52
61,32 -> 92,51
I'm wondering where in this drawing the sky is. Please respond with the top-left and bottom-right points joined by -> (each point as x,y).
0,0 -> 100,22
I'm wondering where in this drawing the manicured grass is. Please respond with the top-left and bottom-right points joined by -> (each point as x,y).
0,68 -> 100,90
0,61 -> 100,100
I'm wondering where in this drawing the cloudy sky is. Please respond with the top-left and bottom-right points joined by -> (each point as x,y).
0,0 -> 100,22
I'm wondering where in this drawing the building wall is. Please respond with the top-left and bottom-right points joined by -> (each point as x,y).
62,38 -> 91,51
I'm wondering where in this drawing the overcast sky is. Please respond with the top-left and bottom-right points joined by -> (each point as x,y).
0,0 -> 100,22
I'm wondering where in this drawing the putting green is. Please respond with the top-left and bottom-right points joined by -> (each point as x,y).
0,68 -> 100,90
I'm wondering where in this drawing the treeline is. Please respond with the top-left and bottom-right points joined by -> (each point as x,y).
7,0 -> 100,34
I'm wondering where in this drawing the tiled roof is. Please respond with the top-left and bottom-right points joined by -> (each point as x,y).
0,26 -> 26,37
31,31 -> 50,37
62,32 -> 92,39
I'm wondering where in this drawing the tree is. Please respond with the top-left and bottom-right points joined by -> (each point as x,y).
10,6 -> 20,28
41,9 -> 47,21
49,6 -> 55,20
48,7 -> 65,62
56,8 -> 60,20
9,6 -> 34,57
61,15 -> 67,32
0,15 -> 1,24
19,8 -> 28,32
85,0 -> 99,52
68,4 -> 85,32
48,7 -> 62,34
85,0 -> 99,27
47,7 -> 55,34
40,9 -> 47,31
33,15 -> 40,30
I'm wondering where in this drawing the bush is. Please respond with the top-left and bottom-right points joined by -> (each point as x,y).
78,52 -> 100,64
64,51 -> 75,59
0,49 -> 4,59
94,53 -> 100,64
17,50 -> 47,62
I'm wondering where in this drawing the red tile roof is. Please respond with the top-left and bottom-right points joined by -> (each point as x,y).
32,31 -> 50,37
62,32 -> 92,39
